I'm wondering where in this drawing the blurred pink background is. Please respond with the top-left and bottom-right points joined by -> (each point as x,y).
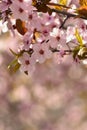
0,28 -> 87,130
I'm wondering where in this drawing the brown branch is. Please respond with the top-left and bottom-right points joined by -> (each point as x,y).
50,47 -> 72,55
51,8 -> 87,20
47,2 -> 70,9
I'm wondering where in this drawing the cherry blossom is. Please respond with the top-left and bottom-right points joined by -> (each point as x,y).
18,52 -> 36,75
10,0 -> 29,21
0,0 -> 87,74
32,42 -> 52,63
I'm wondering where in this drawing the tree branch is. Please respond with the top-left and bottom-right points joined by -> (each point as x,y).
51,8 -> 87,20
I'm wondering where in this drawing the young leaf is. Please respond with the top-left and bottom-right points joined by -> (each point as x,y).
59,0 -> 67,5
79,0 -> 87,6
75,29 -> 84,46
16,19 -> 28,35
76,6 -> 87,18
76,0 -> 87,18
8,58 -> 21,73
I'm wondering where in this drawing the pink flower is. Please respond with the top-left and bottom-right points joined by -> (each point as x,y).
32,42 -> 52,63
10,0 -> 29,20
18,52 -> 36,75
0,0 -> 11,12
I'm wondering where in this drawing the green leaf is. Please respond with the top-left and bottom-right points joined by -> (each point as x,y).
8,58 -> 21,73
78,47 -> 87,59
8,58 -> 18,69
9,48 -> 18,56
72,46 -> 80,59
75,28 -> 84,46
12,62 -> 21,72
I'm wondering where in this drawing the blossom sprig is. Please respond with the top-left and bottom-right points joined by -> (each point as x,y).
0,0 -> 87,75
8,28 -> 87,75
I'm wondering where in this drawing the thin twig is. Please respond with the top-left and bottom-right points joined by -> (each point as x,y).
51,8 -> 87,20
47,2 -> 70,9
50,47 -> 72,54
59,16 -> 70,29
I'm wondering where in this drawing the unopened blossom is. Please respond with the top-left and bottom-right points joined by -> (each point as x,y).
22,31 -> 33,50
7,18 -> 15,36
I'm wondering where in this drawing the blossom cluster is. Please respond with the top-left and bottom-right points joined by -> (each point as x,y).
0,0 -> 87,75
